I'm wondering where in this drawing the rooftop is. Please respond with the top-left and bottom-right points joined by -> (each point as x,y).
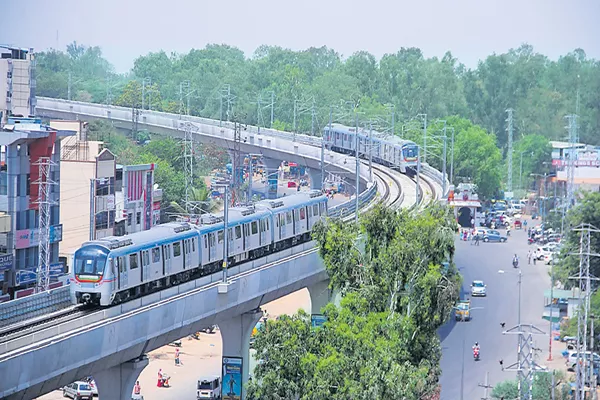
1,124 -> 75,146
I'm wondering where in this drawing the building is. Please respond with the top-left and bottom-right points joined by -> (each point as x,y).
551,141 -> 600,194
0,45 -> 36,125
0,119 -> 75,296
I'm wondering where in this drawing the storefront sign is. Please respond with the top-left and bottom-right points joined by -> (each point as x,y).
222,356 -> 242,400
311,314 -> 327,329
14,263 -> 64,286
0,253 -> 13,271
15,224 -> 63,249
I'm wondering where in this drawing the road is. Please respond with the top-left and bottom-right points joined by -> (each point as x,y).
439,223 -> 552,400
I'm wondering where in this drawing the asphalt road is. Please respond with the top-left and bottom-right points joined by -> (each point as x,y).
439,224 -> 552,400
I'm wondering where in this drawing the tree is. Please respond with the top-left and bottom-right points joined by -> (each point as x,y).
491,371 -> 569,399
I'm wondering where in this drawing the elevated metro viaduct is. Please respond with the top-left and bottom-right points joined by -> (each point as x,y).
0,98 -> 379,400
35,97 -> 368,196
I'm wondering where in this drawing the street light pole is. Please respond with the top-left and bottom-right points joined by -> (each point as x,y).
449,127 -> 455,185
221,185 -> 229,283
355,113 -> 360,223
416,146 -> 421,207
548,261 -> 554,361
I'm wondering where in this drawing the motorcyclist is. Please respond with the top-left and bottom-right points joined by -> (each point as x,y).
472,342 -> 480,359
512,254 -> 519,268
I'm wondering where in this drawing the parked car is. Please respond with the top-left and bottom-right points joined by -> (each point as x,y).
567,351 -> 600,371
63,381 -> 93,400
536,245 -> 557,260
483,230 -> 507,243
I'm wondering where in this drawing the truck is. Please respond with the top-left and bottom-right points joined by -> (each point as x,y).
455,299 -> 471,321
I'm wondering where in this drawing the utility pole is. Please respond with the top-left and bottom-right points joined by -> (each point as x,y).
179,81 -> 190,115
324,107 -> 331,189
221,184 -> 229,283
569,223 -> 600,400
219,84 -> 234,126
180,121 -> 197,212
270,91 -> 275,128
421,114 -> 428,163
311,98 -> 316,136
369,122 -> 373,182
566,114 -> 578,211
68,71 -> 72,101
548,261 -> 555,362
35,157 -> 56,293
449,127 -> 455,185
293,99 -> 298,138
415,146 -> 421,206
502,270 -> 547,400
506,109 -> 514,193
355,113 -> 360,223
442,126 -> 447,196
478,372 -> 493,400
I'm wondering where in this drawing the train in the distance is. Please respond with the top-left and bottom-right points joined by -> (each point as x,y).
323,123 -> 419,174
71,191 -> 328,306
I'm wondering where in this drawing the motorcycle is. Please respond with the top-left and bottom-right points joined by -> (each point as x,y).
473,348 -> 480,361
158,372 -> 171,388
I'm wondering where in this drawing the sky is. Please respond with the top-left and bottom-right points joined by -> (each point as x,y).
2,0 -> 599,73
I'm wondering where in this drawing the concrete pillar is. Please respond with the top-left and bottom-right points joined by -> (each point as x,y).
308,168 -> 323,190
307,280 -> 332,314
263,158 -> 281,199
218,309 -> 264,400
93,355 -> 149,400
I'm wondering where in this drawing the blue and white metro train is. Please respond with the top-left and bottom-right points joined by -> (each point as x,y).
71,191 -> 328,306
323,123 -> 419,174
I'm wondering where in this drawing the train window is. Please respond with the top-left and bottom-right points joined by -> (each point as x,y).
286,212 -> 292,224
308,206 -> 312,217
152,248 -> 160,263
143,251 -> 150,266
336,133 -> 340,140
251,221 -> 258,235
300,208 -> 306,220
173,242 -> 181,257
192,238 -> 195,252
235,226 -> 242,239
313,204 -> 319,215
320,202 -> 325,214
218,231 -> 224,243
265,218 -> 269,230
280,214 -> 285,226
129,253 -> 139,269
209,233 -> 215,246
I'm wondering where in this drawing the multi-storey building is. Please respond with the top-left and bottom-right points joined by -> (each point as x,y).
0,45 -> 36,125
0,119 -> 75,296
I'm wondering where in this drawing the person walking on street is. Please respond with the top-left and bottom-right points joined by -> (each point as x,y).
533,251 -> 537,265
474,233 -> 480,246
527,250 -> 532,265
175,347 -> 181,366
133,381 -> 141,395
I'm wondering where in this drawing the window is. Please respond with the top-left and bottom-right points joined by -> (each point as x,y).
173,242 -> 181,257
313,204 -> 319,216
129,253 -> 139,269
127,213 -> 132,226
136,212 -> 141,225
286,212 -> 292,224
251,221 -> 258,235
235,226 -> 242,239
204,235 -> 208,248
26,174 -> 30,196
265,219 -> 269,230
191,238 -> 195,252
0,164 -> 7,195
218,231 -> 224,243
300,208 -> 306,220
143,250 -> 150,266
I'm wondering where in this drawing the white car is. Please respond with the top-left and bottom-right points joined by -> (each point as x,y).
63,381 -> 93,400
471,280 -> 487,297
536,245 -> 557,260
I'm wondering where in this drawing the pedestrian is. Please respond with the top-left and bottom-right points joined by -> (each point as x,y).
133,381 -> 141,395
474,233 -> 480,246
471,217 -> 475,228
527,250 -> 532,265
157,369 -> 163,387
533,251 -> 537,265
175,347 -> 181,366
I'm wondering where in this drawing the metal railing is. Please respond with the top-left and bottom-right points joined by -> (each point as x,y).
0,286 -> 71,327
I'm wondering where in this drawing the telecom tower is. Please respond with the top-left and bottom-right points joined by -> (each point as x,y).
35,157 -> 56,293
506,109 -> 514,193
180,121 -> 198,212
566,115 -> 578,211
569,224 -> 600,400
231,122 -> 243,205
502,270 -> 547,400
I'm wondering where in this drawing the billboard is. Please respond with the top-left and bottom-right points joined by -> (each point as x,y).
222,356 -> 242,400
15,262 -> 65,286
311,314 -> 327,329
15,225 -> 63,249
0,253 -> 13,271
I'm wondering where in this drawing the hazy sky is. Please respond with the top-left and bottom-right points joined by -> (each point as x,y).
2,0 -> 599,73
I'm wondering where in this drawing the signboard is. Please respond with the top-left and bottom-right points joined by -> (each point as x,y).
222,356 -> 242,400
0,253 -> 13,271
15,224 -> 63,249
14,263 -> 64,286
311,314 -> 327,329
106,195 -> 115,210
552,159 -> 600,167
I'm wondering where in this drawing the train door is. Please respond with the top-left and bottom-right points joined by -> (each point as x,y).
293,209 -> 300,235
162,244 -> 171,275
259,219 -> 267,245
208,233 -> 217,261
118,256 -> 128,289
182,240 -> 187,269
280,213 -> 286,238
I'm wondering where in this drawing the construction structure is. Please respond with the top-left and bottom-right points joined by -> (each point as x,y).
34,157 -> 55,292
0,118 -> 74,297
0,45 -> 36,125
502,270 -> 547,400
569,223 -> 600,400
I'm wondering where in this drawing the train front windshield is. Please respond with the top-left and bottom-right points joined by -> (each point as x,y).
74,246 -> 108,281
403,145 -> 418,161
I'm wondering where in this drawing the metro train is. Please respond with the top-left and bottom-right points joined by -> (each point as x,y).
71,191 -> 328,306
323,123 -> 419,174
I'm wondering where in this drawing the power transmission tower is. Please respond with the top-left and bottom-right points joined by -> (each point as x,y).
180,121 -> 198,212
506,109 -> 514,193
220,84 -> 235,125
566,114 -> 578,211
231,121 -> 243,205
131,107 -> 140,138
502,270 -> 547,400
35,157 -> 56,293
478,372 -> 493,400
569,224 -> 600,400
179,81 -> 191,116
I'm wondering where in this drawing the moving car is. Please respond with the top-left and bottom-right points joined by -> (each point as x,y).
197,375 -> 221,399
482,230 -> 507,243
63,381 -> 94,400
455,299 -> 471,321
471,281 -> 487,297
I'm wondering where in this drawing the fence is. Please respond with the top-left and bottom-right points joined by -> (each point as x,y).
0,286 -> 71,328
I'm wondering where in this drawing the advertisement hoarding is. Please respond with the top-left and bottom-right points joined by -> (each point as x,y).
15,225 -> 63,249
222,356 -> 242,400
0,253 -> 13,271
311,314 -> 327,329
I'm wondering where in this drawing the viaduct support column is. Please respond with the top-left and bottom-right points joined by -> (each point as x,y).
307,280 -> 332,314
219,309 -> 264,400
94,355 -> 148,400
263,158 -> 281,199
308,168 -> 323,190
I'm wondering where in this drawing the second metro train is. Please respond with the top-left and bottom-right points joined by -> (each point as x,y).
323,123 -> 419,174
